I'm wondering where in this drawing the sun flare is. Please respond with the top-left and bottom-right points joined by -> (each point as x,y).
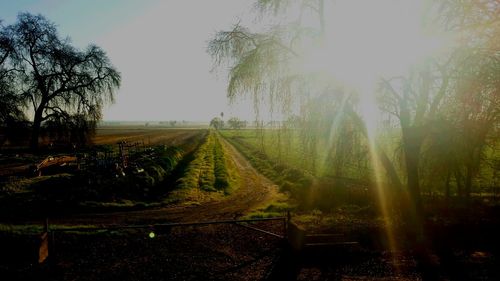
291,0 -> 452,258
296,0 -> 450,124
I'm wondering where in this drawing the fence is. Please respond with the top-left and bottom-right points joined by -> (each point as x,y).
39,216 -> 289,265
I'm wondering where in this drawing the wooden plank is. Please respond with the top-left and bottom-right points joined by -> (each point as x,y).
38,232 -> 49,264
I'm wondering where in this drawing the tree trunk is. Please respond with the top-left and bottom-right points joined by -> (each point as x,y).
277,123 -> 282,163
465,164 -> 473,203
30,107 -> 44,151
376,144 -> 404,190
445,172 -> 451,202
318,0 -> 325,35
402,126 -> 424,244
346,107 -> 404,190
455,171 -> 464,198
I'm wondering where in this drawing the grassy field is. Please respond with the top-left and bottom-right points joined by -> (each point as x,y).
220,128 -> 369,179
221,129 -> 308,173
221,129 -> 363,212
221,130 -> 312,187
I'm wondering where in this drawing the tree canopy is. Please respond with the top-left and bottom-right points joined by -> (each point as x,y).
0,13 -> 121,149
210,117 -> 224,130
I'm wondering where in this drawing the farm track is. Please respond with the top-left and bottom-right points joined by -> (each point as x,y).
42,135 -> 282,226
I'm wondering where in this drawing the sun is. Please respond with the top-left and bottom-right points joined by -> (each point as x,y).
297,0 -> 449,117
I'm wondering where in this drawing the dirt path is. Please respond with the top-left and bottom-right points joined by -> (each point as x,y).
43,136 -> 282,226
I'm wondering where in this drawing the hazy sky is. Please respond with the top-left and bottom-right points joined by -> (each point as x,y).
1,0 -> 449,123
0,0 -> 257,121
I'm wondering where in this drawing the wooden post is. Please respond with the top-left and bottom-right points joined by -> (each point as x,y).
286,211 -> 306,251
284,211 -> 291,238
39,218 -> 49,264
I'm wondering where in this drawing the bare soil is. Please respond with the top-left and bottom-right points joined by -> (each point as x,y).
93,127 -> 204,147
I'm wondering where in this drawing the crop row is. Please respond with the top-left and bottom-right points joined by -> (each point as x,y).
177,131 -> 238,193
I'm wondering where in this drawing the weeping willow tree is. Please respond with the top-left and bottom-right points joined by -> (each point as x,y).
209,0 -> 373,178
3,13 -> 121,150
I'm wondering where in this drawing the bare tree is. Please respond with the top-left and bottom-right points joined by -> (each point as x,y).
379,59 -> 451,237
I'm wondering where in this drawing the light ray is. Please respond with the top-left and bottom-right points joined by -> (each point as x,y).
318,89 -> 351,175
358,81 -> 401,268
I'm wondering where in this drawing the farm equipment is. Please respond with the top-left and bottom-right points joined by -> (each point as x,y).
33,155 -> 78,176
30,140 -> 152,178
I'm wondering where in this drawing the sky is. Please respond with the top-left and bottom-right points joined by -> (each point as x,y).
0,0 -> 450,123
0,0 -> 257,122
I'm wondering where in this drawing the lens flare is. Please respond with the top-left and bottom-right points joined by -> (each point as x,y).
358,83 -> 401,269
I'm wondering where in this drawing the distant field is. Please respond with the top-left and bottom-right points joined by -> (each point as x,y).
93,127 -> 205,146
0,128 -> 207,177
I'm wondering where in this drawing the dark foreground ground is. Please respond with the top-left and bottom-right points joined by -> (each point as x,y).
3,218 -> 500,281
